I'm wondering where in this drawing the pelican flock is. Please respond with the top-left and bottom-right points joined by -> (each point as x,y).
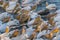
0,0 -> 60,40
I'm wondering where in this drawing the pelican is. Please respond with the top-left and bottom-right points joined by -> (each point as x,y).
7,19 -> 19,28
0,12 -> 13,23
22,0 -> 34,5
6,0 -> 20,13
45,27 -> 59,39
46,4 -> 57,10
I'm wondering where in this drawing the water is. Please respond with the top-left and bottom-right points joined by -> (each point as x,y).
36,0 -> 60,11
19,0 -> 60,11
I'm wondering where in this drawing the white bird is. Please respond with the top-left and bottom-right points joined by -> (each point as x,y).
0,12 -> 11,21
22,0 -> 33,4
34,38 -> 44,40
27,19 -> 35,26
29,11 -> 38,19
46,4 -> 56,10
7,19 -> 19,28
54,16 -> 60,22
53,35 -> 60,40
26,27 -> 35,36
53,10 -> 60,28
0,33 -> 11,40
22,6 -> 31,11
6,1 -> 17,12
37,30 -> 47,39
0,23 -> 7,32
56,9 -> 60,14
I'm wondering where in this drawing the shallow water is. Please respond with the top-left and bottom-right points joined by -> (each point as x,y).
36,0 -> 60,11
19,0 -> 60,11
